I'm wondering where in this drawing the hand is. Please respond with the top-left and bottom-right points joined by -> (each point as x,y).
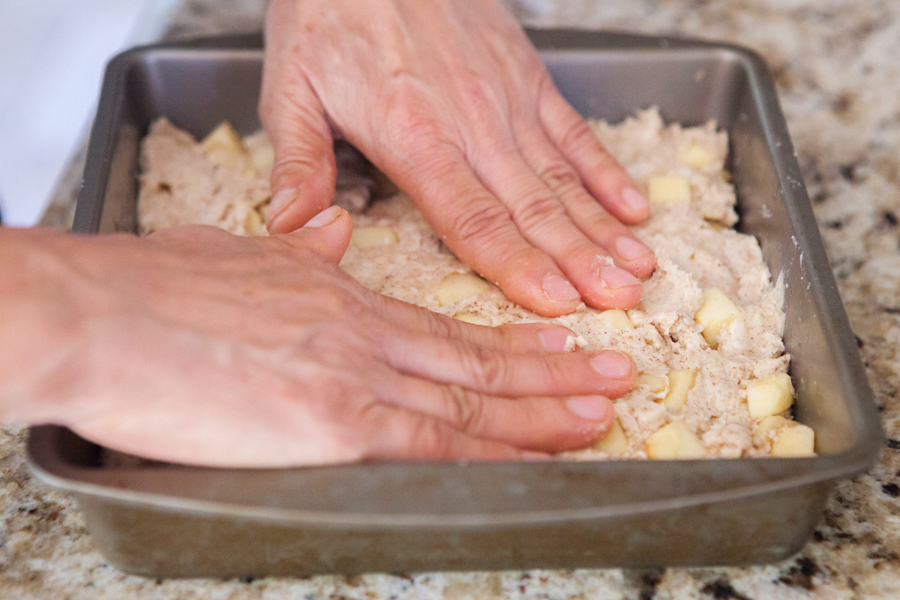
260,0 -> 656,318
0,208 -> 637,467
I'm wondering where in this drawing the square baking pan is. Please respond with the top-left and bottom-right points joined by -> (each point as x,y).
27,31 -> 882,577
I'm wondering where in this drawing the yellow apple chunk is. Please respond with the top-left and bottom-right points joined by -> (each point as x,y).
637,373 -> 668,394
351,226 -> 399,249
694,288 -> 741,349
434,273 -> 492,306
663,369 -> 696,411
683,143 -> 714,169
593,418 -> 629,455
746,373 -> 794,418
648,175 -> 692,204
704,218 -> 727,232
597,309 -> 635,330
243,210 -> 264,236
248,142 -> 275,177
756,415 -> 793,438
645,421 -> 708,459
771,424 -> 815,457
201,122 -> 247,160
452,312 -> 491,326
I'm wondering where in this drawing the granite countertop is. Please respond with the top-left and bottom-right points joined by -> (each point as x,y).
5,0 -> 900,598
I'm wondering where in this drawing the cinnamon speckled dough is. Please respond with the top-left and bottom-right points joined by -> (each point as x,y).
138,119 -> 272,236
138,108 -> 793,459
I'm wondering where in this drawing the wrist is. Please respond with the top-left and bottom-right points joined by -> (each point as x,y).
0,228 -> 93,424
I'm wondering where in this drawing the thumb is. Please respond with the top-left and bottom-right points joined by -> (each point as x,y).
261,76 -> 337,234
283,205 -> 352,264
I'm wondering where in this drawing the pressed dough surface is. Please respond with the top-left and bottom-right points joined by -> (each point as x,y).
138,109 -> 800,459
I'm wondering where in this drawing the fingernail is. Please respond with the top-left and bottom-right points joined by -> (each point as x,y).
267,188 -> 299,225
538,327 -> 572,353
521,451 -> 552,462
591,351 -> 633,379
565,396 -> 612,421
542,274 -> 581,302
304,205 -> 342,228
615,236 -> 653,260
600,265 -> 641,289
621,186 -> 649,213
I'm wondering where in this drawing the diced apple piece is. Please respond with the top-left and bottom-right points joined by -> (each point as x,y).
683,143 -> 714,169
756,415 -> 793,438
645,420 -> 708,460
248,142 -> 275,177
771,424 -> 815,457
597,309 -> 634,330
694,288 -> 741,349
593,418 -> 629,455
434,273 -> 492,306
201,122 -> 247,161
638,373 -> 667,394
663,369 -> 696,411
453,312 -> 491,326
244,209 -> 264,236
648,175 -> 692,204
746,373 -> 794,418
257,201 -> 270,222
351,226 -> 399,249
704,218 -> 727,232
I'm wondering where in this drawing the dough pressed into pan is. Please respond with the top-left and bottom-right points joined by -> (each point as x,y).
137,109 -> 814,459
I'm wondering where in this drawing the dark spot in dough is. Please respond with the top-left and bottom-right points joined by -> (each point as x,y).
839,163 -> 858,182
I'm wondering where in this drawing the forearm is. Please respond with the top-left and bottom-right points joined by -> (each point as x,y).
0,227 -> 88,423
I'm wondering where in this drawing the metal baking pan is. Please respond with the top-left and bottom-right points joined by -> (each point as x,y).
27,31 -> 882,577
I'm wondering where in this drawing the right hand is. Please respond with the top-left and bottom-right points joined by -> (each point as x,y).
2,207 -> 636,467
260,0 -> 656,318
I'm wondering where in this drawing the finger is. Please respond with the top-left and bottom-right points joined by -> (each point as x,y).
383,373 -> 615,452
276,205 -> 352,263
538,80 -> 651,224
259,66 -> 337,233
381,142 -> 583,318
514,123 -> 656,279
360,402 -> 547,461
369,293 -> 578,354
468,136 -> 643,310
381,328 -> 637,399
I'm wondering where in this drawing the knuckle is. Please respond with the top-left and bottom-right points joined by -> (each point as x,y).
537,160 -> 583,194
385,87 -> 446,152
557,117 -> 596,154
444,385 -> 485,433
510,194 -> 566,232
458,77 -> 493,111
428,312 -> 457,340
456,77 -> 502,129
445,200 -> 511,245
495,323 -> 529,351
272,149 -> 336,181
582,211 -> 629,242
296,325 -> 349,366
464,344 -> 509,391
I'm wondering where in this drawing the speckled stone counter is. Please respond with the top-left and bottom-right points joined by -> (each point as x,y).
7,1 -> 900,598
